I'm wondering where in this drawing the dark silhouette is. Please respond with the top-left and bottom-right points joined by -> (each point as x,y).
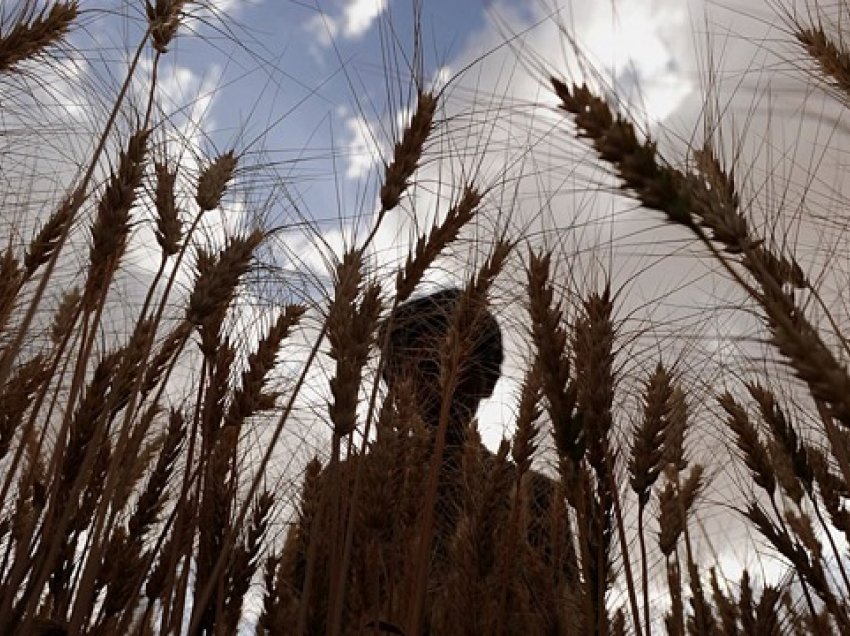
380,288 -> 503,445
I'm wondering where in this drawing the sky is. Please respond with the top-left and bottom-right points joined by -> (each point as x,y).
69,0 -> 702,263
15,0 -> 720,285
6,0 -> 850,609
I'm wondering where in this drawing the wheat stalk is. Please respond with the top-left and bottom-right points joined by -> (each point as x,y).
718,392 -> 776,497
83,130 -> 150,310
396,184 -> 482,303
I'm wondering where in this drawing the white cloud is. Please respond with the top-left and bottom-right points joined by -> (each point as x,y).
581,1 -> 692,121
343,114 -> 383,180
341,0 -> 388,38
305,0 -> 389,47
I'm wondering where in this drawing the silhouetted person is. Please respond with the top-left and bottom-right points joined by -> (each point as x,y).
274,289 -> 575,633
378,288 -> 505,573
379,288 -> 503,448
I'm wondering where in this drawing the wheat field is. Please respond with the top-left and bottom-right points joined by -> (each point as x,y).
1,1 -> 850,634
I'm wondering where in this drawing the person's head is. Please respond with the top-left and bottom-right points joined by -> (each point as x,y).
380,288 -> 503,430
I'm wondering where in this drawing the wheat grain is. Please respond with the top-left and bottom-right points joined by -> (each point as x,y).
526,250 -> 580,464
49,286 -> 80,345
24,193 -> 78,279
380,91 -> 437,212
796,25 -> 850,103
195,150 -> 237,212
630,364 -> 672,505
225,304 -> 304,429
0,355 -> 48,461
0,249 -> 22,331
658,464 -> 703,558
224,491 -> 274,633
511,362 -> 541,476
327,250 -> 382,439
153,160 -> 181,256
145,0 -> 188,54
718,392 -> 776,496
0,2 -> 78,74
83,130 -> 150,310
747,383 -> 814,495
187,229 -> 263,354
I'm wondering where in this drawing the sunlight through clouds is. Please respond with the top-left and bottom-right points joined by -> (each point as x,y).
581,0 -> 692,121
